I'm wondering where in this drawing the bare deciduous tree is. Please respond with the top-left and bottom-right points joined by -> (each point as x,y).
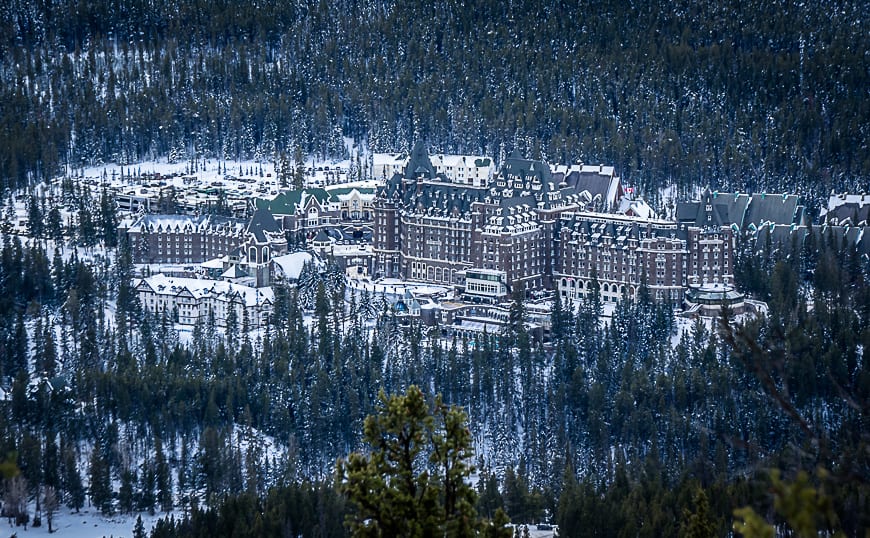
3,475 -> 29,528
43,486 -> 58,533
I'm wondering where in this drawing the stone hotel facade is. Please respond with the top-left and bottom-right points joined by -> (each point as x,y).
373,142 -> 623,293
373,144 -> 805,305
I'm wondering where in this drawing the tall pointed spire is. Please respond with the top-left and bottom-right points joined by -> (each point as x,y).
404,140 -> 436,180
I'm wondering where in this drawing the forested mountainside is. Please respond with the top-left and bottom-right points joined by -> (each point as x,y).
2,1 -> 870,536
0,184 -> 868,535
2,0 -> 869,207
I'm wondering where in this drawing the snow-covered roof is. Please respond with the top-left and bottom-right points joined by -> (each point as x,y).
821,193 -> 870,224
272,251 -> 313,280
430,154 -> 493,170
136,274 -> 273,306
618,197 -> 657,219
220,264 -> 249,279
200,256 -> 227,269
826,193 -> 869,211
331,244 -> 372,256
123,214 -> 247,234
330,187 -> 376,202
372,153 -> 407,166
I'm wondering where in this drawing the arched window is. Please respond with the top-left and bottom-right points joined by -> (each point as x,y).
262,246 -> 269,263
249,246 -> 257,263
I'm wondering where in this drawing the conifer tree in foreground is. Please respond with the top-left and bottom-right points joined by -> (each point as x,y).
337,385 -> 511,537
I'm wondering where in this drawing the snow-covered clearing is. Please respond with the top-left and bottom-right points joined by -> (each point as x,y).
76,154 -> 357,194
3,508 -> 165,538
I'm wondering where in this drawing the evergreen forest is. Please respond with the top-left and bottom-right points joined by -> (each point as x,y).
0,181 -> 868,535
1,0 -> 869,536
1,0 -> 868,209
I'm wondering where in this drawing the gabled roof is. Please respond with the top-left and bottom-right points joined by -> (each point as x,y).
246,206 -> 281,243
312,229 -> 331,243
272,251 -> 313,280
221,264 -> 249,279
561,212 -> 687,243
380,146 -> 626,220
328,186 -> 376,202
136,273 -> 274,306
124,214 -> 247,235
499,154 -> 553,185
676,188 -> 804,229
744,193 -> 804,228
402,182 -> 488,217
256,188 -> 330,215
556,167 -> 622,209
822,194 -> 870,225
404,140 -> 438,179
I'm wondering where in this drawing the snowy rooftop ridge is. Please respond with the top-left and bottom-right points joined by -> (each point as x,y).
136,273 -> 273,306
827,193 -> 869,211
121,213 -> 246,234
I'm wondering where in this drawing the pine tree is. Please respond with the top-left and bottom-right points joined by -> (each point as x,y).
338,386 -> 511,537
680,488 -> 715,538
61,442 -> 85,512
27,194 -> 44,239
119,468 -> 136,514
133,514 -> 147,538
293,144 -> 305,190
155,436 -> 173,512
88,446 -> 113,515
47,205 -> 63,243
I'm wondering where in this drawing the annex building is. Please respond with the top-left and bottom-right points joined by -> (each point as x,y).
135,273 -> 273,328
120,214 -> 249,265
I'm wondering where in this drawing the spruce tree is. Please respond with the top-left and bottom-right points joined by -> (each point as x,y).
338,386 -> 511,537
88,447 -> 113,515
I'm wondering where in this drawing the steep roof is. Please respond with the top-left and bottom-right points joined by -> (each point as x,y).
402,183 -> 488,217
743,193 -> 804,228
561,212 -> 687,244
220,264 -> 249,279
255,188 -> 330,215
557,168 -> 622,209
328,186 -> 376,202
272,251 -> 313,280
136,274 -> 273,307
676,188 -> 804,229
246,206 -> 281,242
751,223 -> 869,259
498,154 -> 553,185
822,194 -> 870,225
379,146 -> 620,221
123,213 -> 247,234
312,229 -> 331,243
404,140 -> 438,179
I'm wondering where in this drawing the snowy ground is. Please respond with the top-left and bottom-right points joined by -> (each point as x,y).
3,508 -> 166,538
345,277 -> 451,298
76,154 -> 359,195
1,512 -> 557,538
507,524 -> 557,537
